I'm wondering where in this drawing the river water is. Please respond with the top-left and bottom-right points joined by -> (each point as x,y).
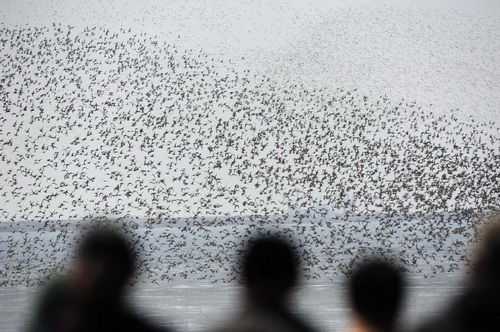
1,274 -> 466,331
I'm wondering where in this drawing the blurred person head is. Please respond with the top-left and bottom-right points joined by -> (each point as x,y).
213,236 -> 316,332
29,227 -> 172,332
454,212 -> 500,332
241,236 -> 299,305
348,260 -> 404,332
416,212 -> 500,332
473,212 -> 500,286
71,227 -> 135,308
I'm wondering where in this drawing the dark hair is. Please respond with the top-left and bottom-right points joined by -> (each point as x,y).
242,237 -> 298,294
78,228 -> 134,284
476,214 -> 500,285
349,261 -> 404,331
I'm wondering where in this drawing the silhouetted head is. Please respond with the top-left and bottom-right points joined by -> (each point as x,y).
242,237 -> 298,304
72,228 -> 134,306
434,213 -> 500,332
474,213 -> 500,286
348,260 -> 404,332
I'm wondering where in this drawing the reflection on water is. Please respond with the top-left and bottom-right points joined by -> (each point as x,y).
1,274 -> 466,332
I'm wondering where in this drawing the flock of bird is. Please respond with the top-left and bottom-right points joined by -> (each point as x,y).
0,24 -> 499,287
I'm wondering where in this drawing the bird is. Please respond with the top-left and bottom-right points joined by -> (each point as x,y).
0,23 -> 498,287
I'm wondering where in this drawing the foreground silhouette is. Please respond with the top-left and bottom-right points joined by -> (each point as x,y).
212,236 -> 316,332
29,228 -> 169,332
347,260 -> 405,332
417,213 -> 500,332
